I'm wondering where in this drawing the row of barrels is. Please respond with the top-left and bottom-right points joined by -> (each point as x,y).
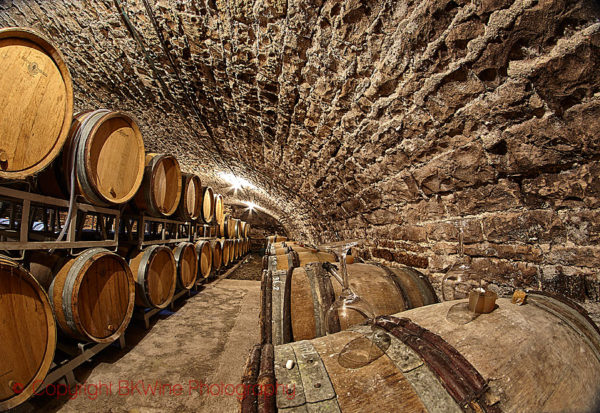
0,238 -> 250,410
221,214 -> 251,239
260,235 -> 439,344
40,144 -> 226,223
243,292 -> 600,412
246,237 -> 600,412
0,27 -> 253,233
262,262 -> 438,346
263,240 -> 354,272
261,237 -> 438,346
265,235 -> 287,244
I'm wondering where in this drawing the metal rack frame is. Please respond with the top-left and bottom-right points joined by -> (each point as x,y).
0,186 -> 119,253
192,222 -> 218,240
120,214 -> 193,247
132,288 -> 193,330
41,335 -> 126,390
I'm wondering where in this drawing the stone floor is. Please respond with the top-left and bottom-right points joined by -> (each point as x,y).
12,257 -> 262,413
227,253 -> 264,281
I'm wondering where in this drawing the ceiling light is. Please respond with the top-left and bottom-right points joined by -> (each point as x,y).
219,172 -> 256,190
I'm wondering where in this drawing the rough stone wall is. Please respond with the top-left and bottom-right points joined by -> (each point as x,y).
2,0 -> 600,302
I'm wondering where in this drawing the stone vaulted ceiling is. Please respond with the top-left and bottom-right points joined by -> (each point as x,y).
2,0 -> 600,303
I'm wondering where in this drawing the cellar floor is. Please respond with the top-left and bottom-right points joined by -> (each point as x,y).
12,256 -> 262,413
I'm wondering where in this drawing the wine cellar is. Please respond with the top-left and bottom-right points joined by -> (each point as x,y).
1,1 -> 600,412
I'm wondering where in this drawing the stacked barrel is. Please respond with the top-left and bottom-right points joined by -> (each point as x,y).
0,28 -> 139,410
264,238 -> 354,272
243,291 -> 600,413
260,237 -> 439,346
216,211 -> 251,269
0,27 -> 250,410
245,237 -> 600,412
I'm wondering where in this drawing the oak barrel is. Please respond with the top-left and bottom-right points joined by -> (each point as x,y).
195,240 -> 213,279
214,193 -> 224,225
133,153 -> 182,217
220,239 -> 231,267
267,235 -> 287,243
265,294 -> 600,412
233,219 -> 240,239
210,239 -> 223,272
218,215 -> 226,238
128,245 -> 177,308
49,248 -> 135,342
222,214 -> 238,239
0,28 -> 73,180
228,239 -> 235,264
233,219 -> 241,238
273,243 -> 315,255
26,249 -> 68,290
227,239 -> 235,264
266,241 -> 294,255
237,219 -> 243,238
220,214 -> 228,238
173,242 -> 198,290
268,246 -> 292,256
230,239 -> 237,262
268,262 -> 438,345
176,173 -> 202,221
230,239 -> 237,261
38,109 -> 145,205
0,257 -> 57,410
267,240 -> 298,253
201,186 -> 215,224
235,239 -> 242,259
266,250 -> 354,271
